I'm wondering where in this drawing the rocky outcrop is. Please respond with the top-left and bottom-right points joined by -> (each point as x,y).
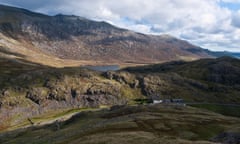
1,56 -> 240,131
0,67 -> 130,130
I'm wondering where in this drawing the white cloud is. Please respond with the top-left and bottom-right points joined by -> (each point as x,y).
232,10 -> 240,28
221,0 -> 240,3
0,0 -> 240,52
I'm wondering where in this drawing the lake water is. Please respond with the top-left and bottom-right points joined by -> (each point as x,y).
83,65 -> 120,72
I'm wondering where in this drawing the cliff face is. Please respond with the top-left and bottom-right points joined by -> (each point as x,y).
0,4 -> 212,65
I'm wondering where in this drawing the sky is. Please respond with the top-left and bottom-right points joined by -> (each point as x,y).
0,0 -> 240,52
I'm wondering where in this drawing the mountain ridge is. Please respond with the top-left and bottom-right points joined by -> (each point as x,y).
0,4 -> 215,66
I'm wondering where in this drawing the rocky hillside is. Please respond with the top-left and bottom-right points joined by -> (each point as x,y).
1,56 -> 240,131
0,4 -> 213,66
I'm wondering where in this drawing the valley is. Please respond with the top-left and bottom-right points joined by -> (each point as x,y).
0,4 -> 240,144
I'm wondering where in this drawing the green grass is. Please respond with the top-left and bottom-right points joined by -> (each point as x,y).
30,107 -> 98,124
0,105 -> 240,144
189,104 -> 240,118
134,98 -> 152,104
2,107 -> 100,132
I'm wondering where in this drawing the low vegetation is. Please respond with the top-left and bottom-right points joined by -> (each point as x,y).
1,56 -> 240,144
1,104 -> 240,144
189,104 -> 240,118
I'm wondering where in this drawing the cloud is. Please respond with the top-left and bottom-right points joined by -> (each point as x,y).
0,0 -> 240,52
0,0 -> 61,10
221,0 -> 240,3
232,10 -> 240,28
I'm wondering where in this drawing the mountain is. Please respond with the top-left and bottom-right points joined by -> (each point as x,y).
207,50 -> 240,59
0,4 -> 214,67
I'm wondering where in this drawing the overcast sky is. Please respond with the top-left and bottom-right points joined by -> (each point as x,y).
0,0 -> 240,52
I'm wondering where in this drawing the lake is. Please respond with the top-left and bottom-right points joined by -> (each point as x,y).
83,65 -> 120,72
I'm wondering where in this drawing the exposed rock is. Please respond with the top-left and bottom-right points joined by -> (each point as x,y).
26,88 -> 48,104
2,90 -> 9,97
104,71 -> 137,87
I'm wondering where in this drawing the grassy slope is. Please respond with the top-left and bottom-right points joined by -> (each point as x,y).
189,104 -> 240,118
0,34 -> 109,68
0,104 -> 240,144
123,57 -> 240,104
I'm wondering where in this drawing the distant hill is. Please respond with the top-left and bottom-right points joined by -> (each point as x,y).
205,50 -> 240,59
0,4 -> 215,66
